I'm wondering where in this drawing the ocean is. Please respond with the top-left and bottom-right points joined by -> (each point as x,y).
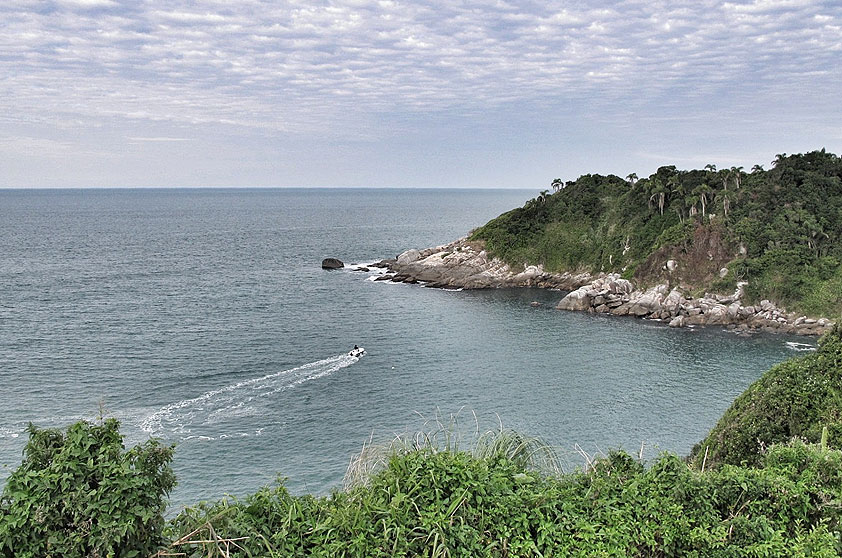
0,188 -> 814,510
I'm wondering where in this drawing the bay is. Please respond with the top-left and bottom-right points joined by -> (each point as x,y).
0,188 -> 814,510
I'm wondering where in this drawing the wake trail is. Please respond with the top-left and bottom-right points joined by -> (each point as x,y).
139,353 -> 358,439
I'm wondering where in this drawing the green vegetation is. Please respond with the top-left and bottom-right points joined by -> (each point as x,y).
472,150 -> 842,316
6,408 -> 842,556
690,324 -> 842,470
5,280 -> 842,556
0,419 -> 175,558
156,407 -> 842,557
159,442 -> 842,557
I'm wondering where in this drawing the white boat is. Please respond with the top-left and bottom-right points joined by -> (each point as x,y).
349,346 -> 365,358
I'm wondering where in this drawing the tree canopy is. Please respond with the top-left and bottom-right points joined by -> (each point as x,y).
471,150 -> 842,316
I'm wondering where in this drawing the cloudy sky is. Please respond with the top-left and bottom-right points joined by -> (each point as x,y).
1,0 -> 840,188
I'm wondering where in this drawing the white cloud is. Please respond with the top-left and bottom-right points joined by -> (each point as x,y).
125,136 -> 191,142
56,0 -> 118,7
0,0 -> 839,186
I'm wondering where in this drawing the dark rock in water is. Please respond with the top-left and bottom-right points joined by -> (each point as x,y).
530,301 -> 542,307
355,267 -> 370,272
372,259 -> 396,269
322,258 -> 344,270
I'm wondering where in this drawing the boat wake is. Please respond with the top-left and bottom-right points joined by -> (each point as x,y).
139,354 -> 359,439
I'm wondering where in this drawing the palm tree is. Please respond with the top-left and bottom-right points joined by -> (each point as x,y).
667,174 -> 686,222
648,180 -> 668,215
692,183 -> 713,216
772,153 -> 787,167
687,194 -> 700,217
719,168 -> 730,192
704,164 -> 717,173
626,173 -> 638,187
751,164 -> 764,173
729,166 -> 744,189
551,178 -> 563,192
716,190 -> 731,218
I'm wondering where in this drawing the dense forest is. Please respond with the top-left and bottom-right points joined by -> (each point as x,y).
472,150 -> 842,317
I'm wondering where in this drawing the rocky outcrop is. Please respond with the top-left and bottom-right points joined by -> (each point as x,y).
379,239 -> 834,336
383,238 -> 594,291
556,275 -> 833,336
321,258 -> 344,270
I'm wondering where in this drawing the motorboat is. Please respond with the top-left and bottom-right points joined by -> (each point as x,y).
349,346 -> 366,358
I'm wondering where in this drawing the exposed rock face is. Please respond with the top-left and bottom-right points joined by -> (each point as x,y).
380,238 -> 834,336
556,275 -> 833,336
384,238 -> 594,291
321,258 -> 344,270
557,289 -> 592,311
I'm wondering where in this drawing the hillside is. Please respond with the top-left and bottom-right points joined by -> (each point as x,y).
690,324 -> 842,469
471,150 -> 842,318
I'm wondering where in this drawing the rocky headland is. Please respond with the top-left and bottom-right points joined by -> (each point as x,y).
376,237 -> 834,336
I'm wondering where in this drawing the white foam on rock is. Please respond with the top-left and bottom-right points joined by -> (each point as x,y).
786,341 -> 816,352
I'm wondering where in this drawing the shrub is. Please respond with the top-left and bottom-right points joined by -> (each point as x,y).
0,419 -> 175,558
164,444 -> 842,557
690,325 -> 842,469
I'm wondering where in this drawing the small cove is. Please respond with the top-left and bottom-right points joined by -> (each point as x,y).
0,188 -> 815,510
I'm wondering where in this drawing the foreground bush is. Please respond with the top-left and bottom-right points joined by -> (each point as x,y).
165,441 -> 842,557
690,325 -> 842,470
3,418 -> 841,556
0,419 -> 175,558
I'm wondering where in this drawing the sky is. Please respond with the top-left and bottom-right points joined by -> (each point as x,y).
1,0 -> 840,189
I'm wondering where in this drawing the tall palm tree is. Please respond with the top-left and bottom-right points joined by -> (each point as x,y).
626,173 -> 638,187
667,174 -> 686,222
687,194 -> 700,217
730,166 -> 744,189
716,190 -> 731,218
551,178 -> 563,192
692,183 -> 713,216
719,168 -> 730,192
648,180 -> 668,215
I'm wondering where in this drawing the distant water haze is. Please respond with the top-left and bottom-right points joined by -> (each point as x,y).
0,188 -> 814,511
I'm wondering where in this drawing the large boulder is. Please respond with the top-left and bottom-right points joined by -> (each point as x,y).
556,288 -> 593,311
397,249 -> 421,265
606,277 -> 634,295
662,288 -> 684,316
703,304 -> 729,324
321,258 -> 344,270
626,285 -> 667,317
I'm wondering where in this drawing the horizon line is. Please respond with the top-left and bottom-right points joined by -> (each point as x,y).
0,185 -> 539,191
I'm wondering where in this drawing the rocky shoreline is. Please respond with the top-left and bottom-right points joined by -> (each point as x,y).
373,237 -> 834,337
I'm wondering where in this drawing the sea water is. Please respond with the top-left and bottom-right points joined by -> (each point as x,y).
0,188 -> 815,510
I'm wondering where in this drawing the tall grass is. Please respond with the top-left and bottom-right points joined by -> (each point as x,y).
343,410 -> 561,490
